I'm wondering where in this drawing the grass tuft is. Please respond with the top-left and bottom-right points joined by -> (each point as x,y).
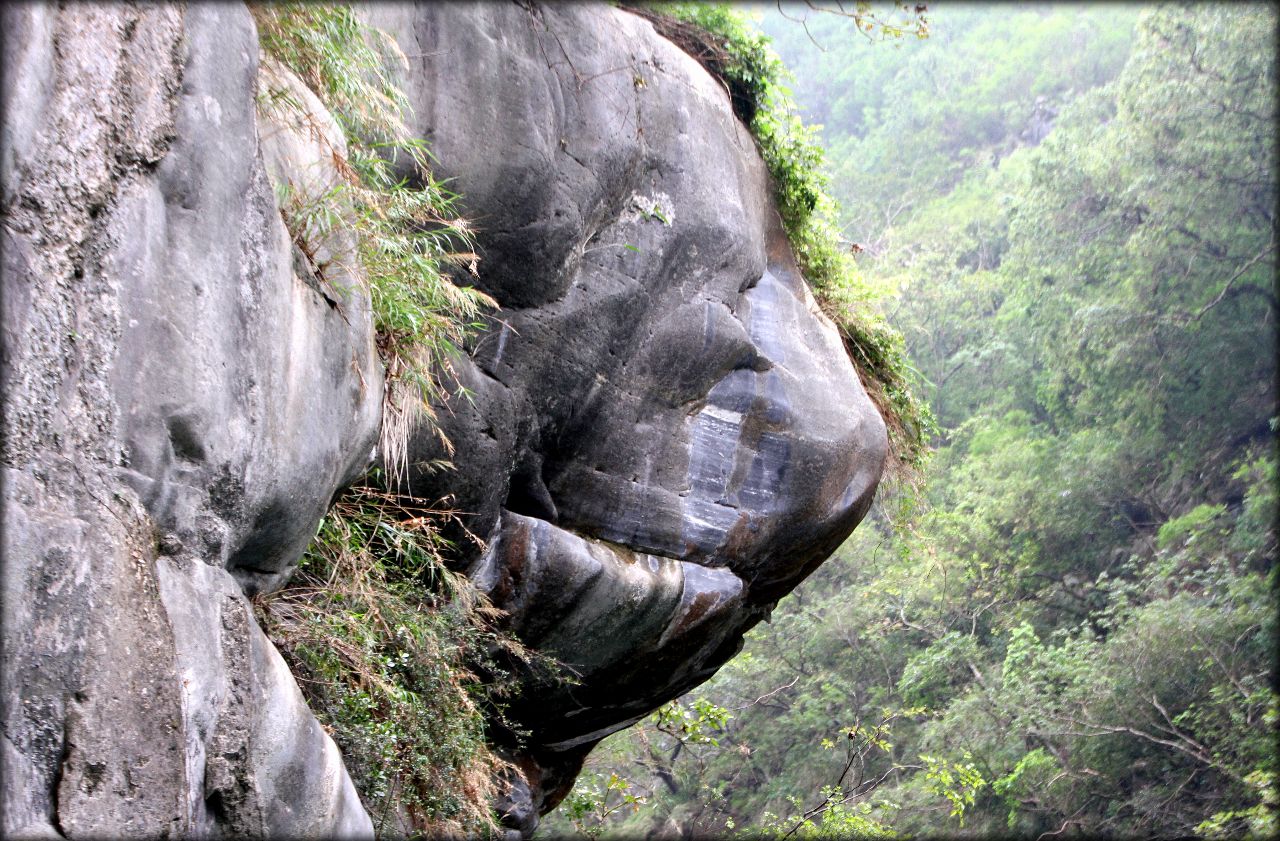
253,480 -> 522,837
251,1 -> 496,487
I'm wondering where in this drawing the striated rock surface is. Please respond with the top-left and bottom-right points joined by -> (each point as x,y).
2,3 -> 885,839
366,3 -> 888,828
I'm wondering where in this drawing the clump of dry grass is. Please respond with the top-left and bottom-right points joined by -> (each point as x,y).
254,481 -> 527,836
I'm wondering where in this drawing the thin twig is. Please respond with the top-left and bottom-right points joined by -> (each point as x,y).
1185,238 -> 1276,323
728,676 -> 801,711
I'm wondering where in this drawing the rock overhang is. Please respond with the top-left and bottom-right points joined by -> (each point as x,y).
365,0 -> 888,816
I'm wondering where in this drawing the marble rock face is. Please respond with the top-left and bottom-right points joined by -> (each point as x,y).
366,3 -> 888,829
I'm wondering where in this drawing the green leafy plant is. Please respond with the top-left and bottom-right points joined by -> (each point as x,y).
1196,769 -> 1279,840
920,751 -> 987,825
559,771 -> 649,839
757,790 -> 900,839
653,697 -> 733,747
1155,503 -> 1228,552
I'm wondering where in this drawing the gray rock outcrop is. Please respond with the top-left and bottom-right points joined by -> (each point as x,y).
365,3 -> 887,825
2,3 -> 886,839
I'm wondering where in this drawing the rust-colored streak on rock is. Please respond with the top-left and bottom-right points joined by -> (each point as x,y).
670,590 -> 720,640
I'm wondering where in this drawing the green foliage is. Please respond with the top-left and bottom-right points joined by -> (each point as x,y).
920,751 -> 986,825
756,789 -> 900,839
992,748 -> 1059,829
896,632 -> 979,709
252,2 -> 496,483
653,697 -> 732,747
1156,503 -> 1228,552
558,772 -> 649,839
1197,769 -> 1279,840
1232,455 -> 1278,560
764,4 -> 1138,250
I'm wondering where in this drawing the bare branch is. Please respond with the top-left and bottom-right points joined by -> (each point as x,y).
728,676 -> 801,712
1183,238 -> 1277,323
776,1 -> 828,51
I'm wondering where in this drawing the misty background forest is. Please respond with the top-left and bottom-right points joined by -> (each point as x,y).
544,3 -> 1278,838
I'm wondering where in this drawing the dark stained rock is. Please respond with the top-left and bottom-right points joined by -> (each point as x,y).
365,2 -> 888,827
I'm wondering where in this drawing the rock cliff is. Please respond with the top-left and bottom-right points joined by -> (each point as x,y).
1,3 -> 885,838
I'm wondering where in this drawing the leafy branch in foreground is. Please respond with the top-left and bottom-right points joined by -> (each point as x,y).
559,772 -> 650,840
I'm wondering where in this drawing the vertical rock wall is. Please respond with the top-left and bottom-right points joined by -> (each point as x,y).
2,5 -> 376,836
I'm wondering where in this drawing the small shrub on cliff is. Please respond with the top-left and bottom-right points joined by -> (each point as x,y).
252,2 -> 496,485
254,480 -> 520,836
627,2 -> 934,479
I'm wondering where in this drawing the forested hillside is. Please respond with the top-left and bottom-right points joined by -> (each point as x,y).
545,4 -> 1277,838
